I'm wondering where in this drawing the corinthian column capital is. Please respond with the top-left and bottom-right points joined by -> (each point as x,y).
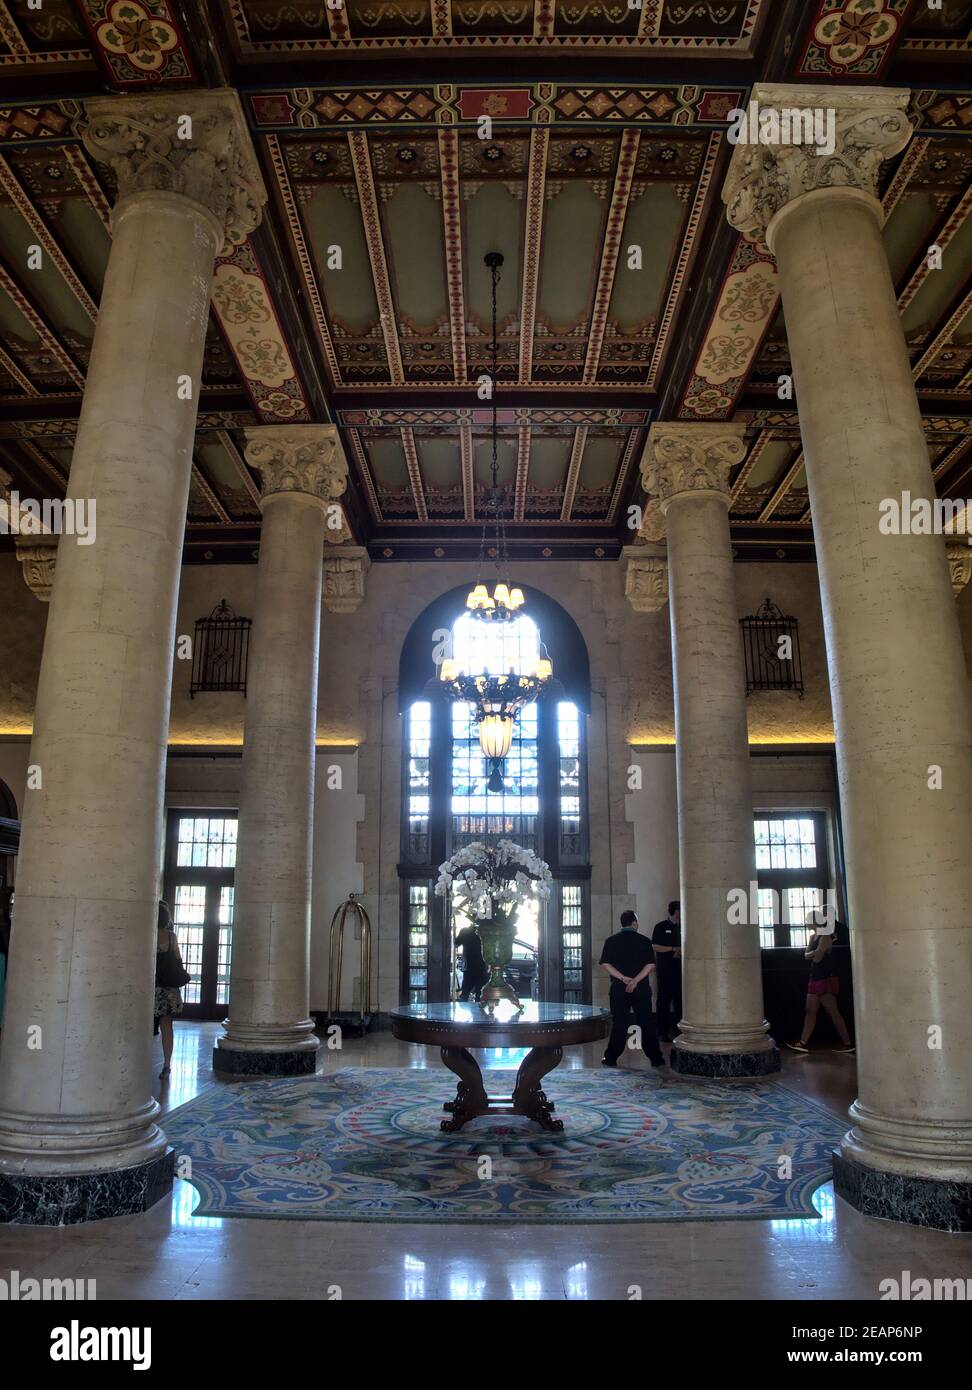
84,90 -> 266,252
243,424 -> 348,509
723,84 -> 912,247
641,422 -> 747,514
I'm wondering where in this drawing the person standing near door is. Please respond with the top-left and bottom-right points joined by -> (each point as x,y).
599,910 -> 665,1068
652,900 -> 682,1042
155,901 -> 188,1080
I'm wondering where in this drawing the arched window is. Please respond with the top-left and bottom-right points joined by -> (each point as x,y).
399,593 -> 590,1006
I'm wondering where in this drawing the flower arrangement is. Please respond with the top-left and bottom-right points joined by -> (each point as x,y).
435,839 -> 552,924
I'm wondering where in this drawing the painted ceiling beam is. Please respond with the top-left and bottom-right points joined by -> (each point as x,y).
514,426 -> 530,523
583,129 -> 639,386
437,128 -> 467,387
729,429 -> 774,506
758,452 -> 804,523
0,264 -> 84,390
518,128 -> 549,387
461,423 -> 475,522
401,427 -> 429,523
348,130 -> 404,387
0,153 -> 98,323
560,426 -> 588,522
215,430 -> 262,510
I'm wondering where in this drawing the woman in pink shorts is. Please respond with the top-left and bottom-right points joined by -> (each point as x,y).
786,914 -> 855,1055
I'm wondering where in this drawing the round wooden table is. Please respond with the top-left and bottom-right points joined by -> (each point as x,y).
390,1001 -> 611,1132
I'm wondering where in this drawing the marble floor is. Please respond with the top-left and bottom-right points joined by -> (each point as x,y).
1,1021 -> 970,1301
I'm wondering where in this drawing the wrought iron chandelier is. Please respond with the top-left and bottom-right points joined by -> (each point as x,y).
438,250 -> 553,791
467,250 -> 523,624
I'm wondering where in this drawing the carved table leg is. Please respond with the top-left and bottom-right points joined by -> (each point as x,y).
512,1046 -> 564,1132
440,1046 -> 489,1132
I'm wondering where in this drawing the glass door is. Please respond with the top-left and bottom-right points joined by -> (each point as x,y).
163,812 -> 237,1021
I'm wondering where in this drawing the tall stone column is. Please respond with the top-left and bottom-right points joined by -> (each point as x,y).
214,427 -> 348,1077
643,423 -> 778,1078
726,85 -> 972,1229
0,93 -> 264,1223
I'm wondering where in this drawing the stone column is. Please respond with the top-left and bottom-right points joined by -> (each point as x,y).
214,426 -> 348,1076
0,92 -> 264,1224
643,423 -> 779,1077
726,85 -> 972,1229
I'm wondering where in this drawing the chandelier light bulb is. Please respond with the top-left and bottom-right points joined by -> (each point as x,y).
479,713 -> 514,762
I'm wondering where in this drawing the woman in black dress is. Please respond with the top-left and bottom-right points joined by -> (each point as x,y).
455,924 -> 490,1002
155,901 -> 187,1079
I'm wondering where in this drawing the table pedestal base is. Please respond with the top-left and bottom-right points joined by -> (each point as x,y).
440,1045 -> 564,1132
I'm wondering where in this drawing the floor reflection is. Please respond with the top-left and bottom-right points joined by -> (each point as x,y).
402,1254 -> 430,1300
171,1178 -> 223,1231
771,1182 -> 836,1242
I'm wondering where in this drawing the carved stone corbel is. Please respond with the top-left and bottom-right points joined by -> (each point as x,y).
623,545 -> 669,613
946,539 -> 972,598
15,533 -> 59,602
323,546 -> 370,614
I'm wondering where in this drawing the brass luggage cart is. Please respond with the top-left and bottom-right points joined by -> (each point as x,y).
326,893 -> 375,1034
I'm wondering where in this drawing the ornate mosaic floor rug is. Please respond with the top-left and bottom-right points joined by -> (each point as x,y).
163,1067 -> 846,1224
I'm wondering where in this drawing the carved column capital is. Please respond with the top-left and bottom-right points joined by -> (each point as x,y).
623,546 -> 669,613
84,90 -> 266,253
243,425 -> 348,511
723,84 -> 912,247
323,546 -> 370,614
946,540 -> 972,598
641,422 -> 747,515
15,533 -> 58,602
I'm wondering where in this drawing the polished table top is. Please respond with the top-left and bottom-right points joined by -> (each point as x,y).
389,1001 -> 610,1047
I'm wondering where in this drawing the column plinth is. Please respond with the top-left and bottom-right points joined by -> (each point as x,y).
643,423 -> 779,1079
726,84 -> 972,1229
214,426 -> 348,1079
0,91 -> 265,1224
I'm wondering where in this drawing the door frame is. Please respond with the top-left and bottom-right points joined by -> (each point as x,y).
162,808 -> 237,1021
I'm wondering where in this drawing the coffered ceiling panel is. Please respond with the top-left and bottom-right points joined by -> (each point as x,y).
0,1 -> 970,565
266,122 -> 716,395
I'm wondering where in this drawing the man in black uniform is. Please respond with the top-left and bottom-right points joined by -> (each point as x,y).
651,900 -> 682,1042
599,910 -> 665,1068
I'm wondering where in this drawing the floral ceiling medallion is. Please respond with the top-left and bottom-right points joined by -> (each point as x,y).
83,0 -> 195,85
798,0 -> 909,78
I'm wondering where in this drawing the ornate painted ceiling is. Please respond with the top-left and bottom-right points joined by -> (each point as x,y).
0,0 -> 970,564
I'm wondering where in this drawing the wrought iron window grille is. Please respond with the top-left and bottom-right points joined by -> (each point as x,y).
740,597 -> 804,697
190,600 -> 251,698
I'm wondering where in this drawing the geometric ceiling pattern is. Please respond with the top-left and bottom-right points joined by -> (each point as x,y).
0,0 -> 970,565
